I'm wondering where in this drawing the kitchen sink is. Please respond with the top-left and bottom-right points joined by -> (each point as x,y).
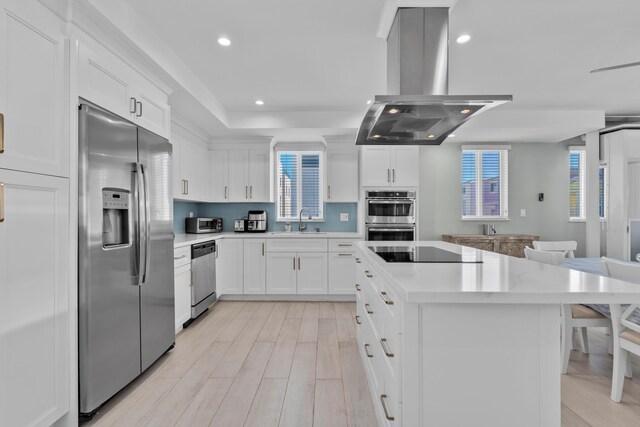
268,231 -> 327,235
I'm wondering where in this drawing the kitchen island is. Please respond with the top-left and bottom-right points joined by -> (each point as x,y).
354,241 -> 640,427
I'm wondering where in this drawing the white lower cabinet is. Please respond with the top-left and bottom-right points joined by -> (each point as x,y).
244,239 -> 266,294
266,252 -> 298,294
297,252 -> 328,294
328,252 -> 356,294
0,168 -> 70,427
217,238 -> 244,294
173,264 -> 191,333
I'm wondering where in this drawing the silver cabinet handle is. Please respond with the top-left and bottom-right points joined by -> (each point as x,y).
338,243 -> 352,247
130,97 -> 137,114
0,182 -> 4,222
355,284 -> 361,291
355,257 -> 361,264
250,185 -> 253,199
245,186 -> 248,199
387,169 -> 390,182
364,270 -> 373,278
261,242 -> 265,256
380,338 -> 394,357
0,113 -> 4,153
380,395 -> 395,421
224,185 -> 228,199
364,343 -> 373,358
365,303 -> 373,314
136,101 -> 143,117
185,180 -> 189,195
355,315 -> 361,325
174,254 -> 186,260
338,253 -> 352,257
293,256 -> 296,270
298,256 -> 301,270
328,185 -> 331,199
380,291 -> 394,305
392,168 -> 395,183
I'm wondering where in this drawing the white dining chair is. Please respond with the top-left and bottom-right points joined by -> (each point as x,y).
533,240 -> 577,258
602,257 -> 640,402
524,247 -> 611,374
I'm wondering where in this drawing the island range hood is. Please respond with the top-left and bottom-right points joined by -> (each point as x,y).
356,7 -> 512,145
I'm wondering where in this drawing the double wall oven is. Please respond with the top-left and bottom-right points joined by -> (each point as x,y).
365,190 -> 416,241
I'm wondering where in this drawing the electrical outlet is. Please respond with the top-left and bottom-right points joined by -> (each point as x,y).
189,212 -> 194,218
520,209 -> 526,217
340,213 -> 349,222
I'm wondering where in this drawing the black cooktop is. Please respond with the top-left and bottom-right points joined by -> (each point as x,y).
370,246 -> 483,263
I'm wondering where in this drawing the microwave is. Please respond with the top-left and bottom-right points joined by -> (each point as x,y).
185,217 -> 223,234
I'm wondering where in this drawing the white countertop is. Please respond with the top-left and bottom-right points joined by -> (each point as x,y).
357,241 -> 640,304
174,231 -> 363,248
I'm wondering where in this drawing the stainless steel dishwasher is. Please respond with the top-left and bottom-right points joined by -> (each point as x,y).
186,241 -> 217,327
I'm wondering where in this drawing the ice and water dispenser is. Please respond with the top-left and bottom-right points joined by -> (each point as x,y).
102,188 -> 130,247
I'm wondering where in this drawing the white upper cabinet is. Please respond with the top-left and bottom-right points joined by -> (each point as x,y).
211,149 -> 271,203
361,146 -> 419,187
172,128 -> 210,202
326,147 -> 359,202
0,168 -> 70,427
0,0 -> 68,177
79,41 -> 170,138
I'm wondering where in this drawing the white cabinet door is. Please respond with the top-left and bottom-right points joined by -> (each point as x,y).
133,74 -> 170,139
173,264 -> 191,333
297,253 -> 328,294
179,138 -> 209,201
0,0 -> 68,177
327,148 -> 359,202
228,150 -> 249,202
361,146 -> 391,187
210,150 -> 229,202
266,252 -> 297,294
0,168 -> 69,427
328,252 -> 356,294
249,150 -> 270,202
392,146 -> 420,186
244,239 -> 266,294
217,239 -> 244,294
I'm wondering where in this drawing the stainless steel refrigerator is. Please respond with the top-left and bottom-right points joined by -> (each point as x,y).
78,101 -> 175,417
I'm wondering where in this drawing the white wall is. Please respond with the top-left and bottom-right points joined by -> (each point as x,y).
418,139 -> 587,257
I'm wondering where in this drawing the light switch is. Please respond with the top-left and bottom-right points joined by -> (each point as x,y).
520,209 -> 526,217
189,212 -> 194,218
340,213 -> 349,222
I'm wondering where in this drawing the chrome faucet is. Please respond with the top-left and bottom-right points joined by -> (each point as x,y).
299,208 -> 311,232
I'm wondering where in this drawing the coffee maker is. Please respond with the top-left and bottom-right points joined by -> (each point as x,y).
247,210 -> 267,232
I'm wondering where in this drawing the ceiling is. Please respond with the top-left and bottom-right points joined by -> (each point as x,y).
127,0 -> 640,143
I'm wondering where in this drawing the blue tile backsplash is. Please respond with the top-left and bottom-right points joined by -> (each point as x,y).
174,201 -> 358,234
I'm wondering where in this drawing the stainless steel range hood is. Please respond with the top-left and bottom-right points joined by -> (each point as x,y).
356,7 -> 512,145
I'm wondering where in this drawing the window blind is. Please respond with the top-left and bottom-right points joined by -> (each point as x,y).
569,151 -> 585,220
461,149 -> 509,219
277,151 -> 323,221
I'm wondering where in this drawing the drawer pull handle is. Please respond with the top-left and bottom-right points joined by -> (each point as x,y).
355,257 -> 361,264
338,243 -> 352,247
365,303 -> 373,314
364,270 -> 373,278
380,394 -> 395,421
338,253 -> 352,257
380,338 -> 394,357
364,343 -> 373,358
174,254 -> 186,260
355,284 -> 361,291
355,315 -> 361,325
380,291 -> 394,305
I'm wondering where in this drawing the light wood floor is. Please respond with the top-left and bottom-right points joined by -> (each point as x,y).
83,301 -> 377,427
83,302 -> 640,427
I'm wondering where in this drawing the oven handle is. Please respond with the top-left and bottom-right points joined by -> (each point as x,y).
367,227 -> 415,232
367,200 -> 415,204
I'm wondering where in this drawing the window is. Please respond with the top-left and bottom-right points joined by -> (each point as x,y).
276,151 -> 324,221
569,150 -> 585,221
599,165 -> 607,220
461,148 -> 509,219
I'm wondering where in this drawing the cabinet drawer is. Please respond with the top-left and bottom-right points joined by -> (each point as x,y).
266,238 -> 327,253
174,246 -> 191,268
329,239 -> 358,253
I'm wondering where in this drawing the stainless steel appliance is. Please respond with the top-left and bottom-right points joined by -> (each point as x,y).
369,246 -> 482,263
247,210 -> 267,232
188,241 -> 217,324
366,191 -> 416,224
356,7 -> 511,145
186,217 -> 223,234
234,218 -> 247,232
78,101 -> 175,418
366,224 -> 416,242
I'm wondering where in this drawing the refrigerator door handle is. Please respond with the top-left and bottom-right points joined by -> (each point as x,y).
134,162 -> 146,286
141,163 -> 151,283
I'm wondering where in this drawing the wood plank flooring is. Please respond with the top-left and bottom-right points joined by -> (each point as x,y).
82,303 -> 640,427
83,301 -> 376,427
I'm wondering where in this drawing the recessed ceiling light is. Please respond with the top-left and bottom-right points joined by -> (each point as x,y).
372,134 -> 381,139
366,100 -> 372,105
448,134 -> 456,138
427,134 -> 436,139
460,108 -> 471,114
388,108 -> 399,114
456,34 -> 471,44
255,100 -> 264,105
218,37 -> 231,47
